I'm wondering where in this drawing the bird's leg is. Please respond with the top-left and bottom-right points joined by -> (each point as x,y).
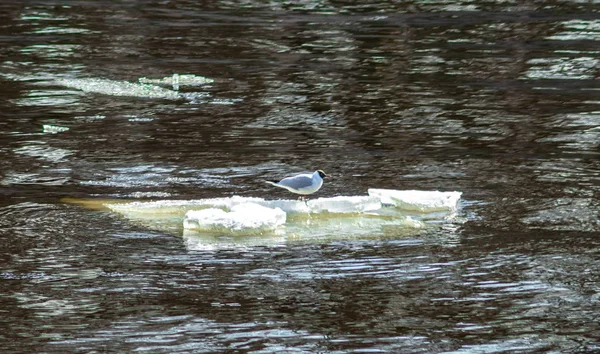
303,196 -> 312,220
297,195 -> 310,209
298,195 -> 309,205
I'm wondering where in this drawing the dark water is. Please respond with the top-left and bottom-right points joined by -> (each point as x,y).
1,1 -> 600,352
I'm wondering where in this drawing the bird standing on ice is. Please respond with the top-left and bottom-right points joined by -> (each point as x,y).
265,170 -> 327,199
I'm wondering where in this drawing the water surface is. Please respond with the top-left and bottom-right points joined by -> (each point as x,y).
1,1 -> 599,352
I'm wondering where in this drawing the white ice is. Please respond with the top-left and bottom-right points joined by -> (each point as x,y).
106,195 -> 383,217
54,77 -> 183,100
42,124 -> 69,134
138,74 -> 214,88
306,196 -> 381,214
368,189 -> 461,212
184,203 -> 286,234
102,189 -> 463,243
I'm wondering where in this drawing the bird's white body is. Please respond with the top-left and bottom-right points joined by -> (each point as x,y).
265,170 -> 326,196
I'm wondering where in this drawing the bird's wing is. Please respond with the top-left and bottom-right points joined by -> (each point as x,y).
277,174 -> 313,189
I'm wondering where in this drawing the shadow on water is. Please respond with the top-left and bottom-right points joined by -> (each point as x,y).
1,0 -> 599,352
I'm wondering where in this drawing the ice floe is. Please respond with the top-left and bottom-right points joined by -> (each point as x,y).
54,77 -> 183,100
101,189 -> 462,246
0,68 -> 215,101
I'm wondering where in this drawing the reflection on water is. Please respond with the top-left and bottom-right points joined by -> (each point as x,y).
548,19 -> 600,41
1,0 -> 600,353
525,57 -> 599,80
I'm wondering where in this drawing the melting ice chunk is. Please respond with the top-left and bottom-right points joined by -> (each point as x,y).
182,230 -> 286,251
94,189 -> 462,240
138,74 -> 214,87
54,77 -> 182,100
368,189 -> 461,212
184,203 -> 286,234
42,124 -> 69,134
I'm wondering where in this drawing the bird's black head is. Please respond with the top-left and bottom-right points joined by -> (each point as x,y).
317,170 -> 327,178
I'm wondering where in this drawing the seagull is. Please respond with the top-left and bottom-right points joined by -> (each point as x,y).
265,170 -> 327,199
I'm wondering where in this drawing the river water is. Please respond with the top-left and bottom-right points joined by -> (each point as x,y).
1,1 -> 599,353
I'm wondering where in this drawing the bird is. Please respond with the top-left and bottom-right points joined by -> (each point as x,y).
265,170 -> 327,199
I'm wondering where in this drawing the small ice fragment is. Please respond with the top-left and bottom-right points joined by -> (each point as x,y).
42,124 -> 69,133
183,203 -> 286,234
368,189 -> 462,212
54,77 -> 182,100
138,74 -> 214,87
